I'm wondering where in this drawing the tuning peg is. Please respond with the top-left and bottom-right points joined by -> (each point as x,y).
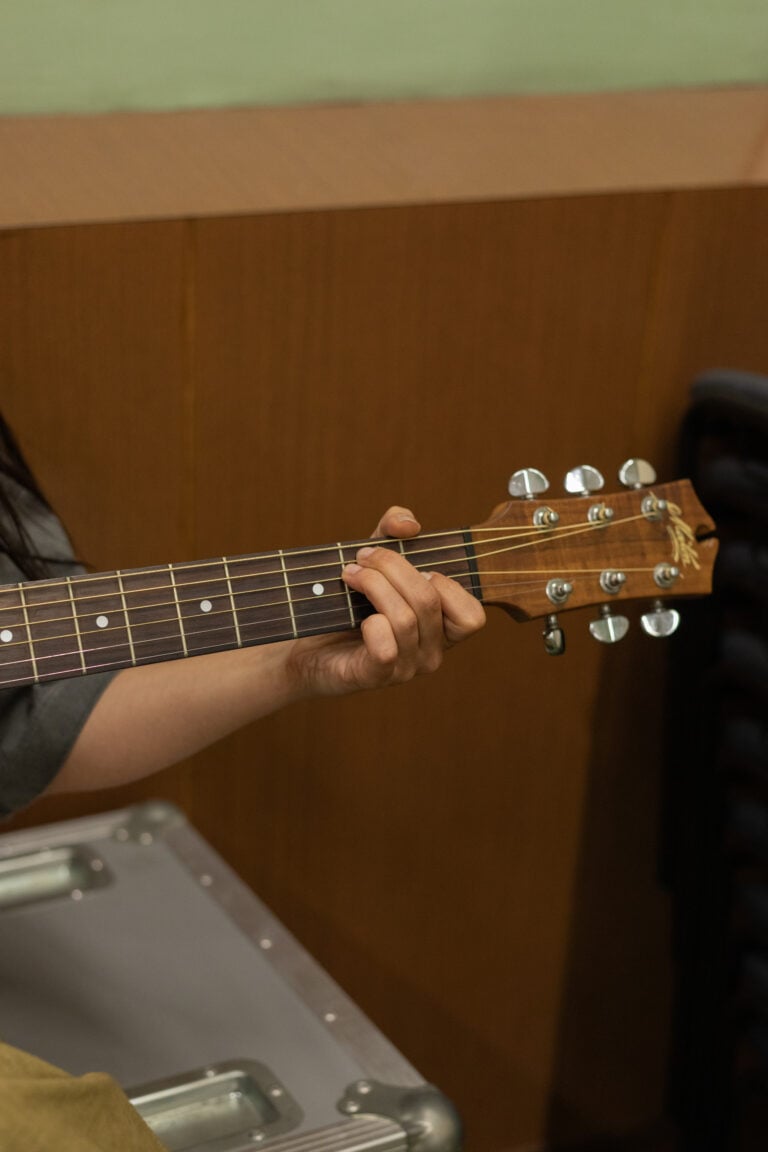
564,465 -> 604,496
589,605 -> 630,644
618,458 -> 657,489
640,600 -> 680,638
543,614 -> 566,656
508,468 -> 549,499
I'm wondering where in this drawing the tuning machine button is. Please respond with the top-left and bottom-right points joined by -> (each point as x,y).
618,458 -> 657,489
589,605 -> 630,644
564,465 -> 604,497
509,468 -> 549,499
543,614 -> 566,656
640,600 -> 680,638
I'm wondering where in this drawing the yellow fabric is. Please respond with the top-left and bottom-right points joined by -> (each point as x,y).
0,1041 -> 165,1151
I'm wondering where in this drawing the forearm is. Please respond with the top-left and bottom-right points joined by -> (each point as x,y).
45,509 -> 486,796
49,640 -> 304,793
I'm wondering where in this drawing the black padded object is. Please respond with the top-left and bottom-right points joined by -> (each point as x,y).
666,370 -> 768,1152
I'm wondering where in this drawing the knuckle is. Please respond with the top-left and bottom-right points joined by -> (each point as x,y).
413,583 -> 442,620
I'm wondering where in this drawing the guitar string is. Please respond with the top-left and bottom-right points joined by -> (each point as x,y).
0,549 -> 678,687
0,521 -> 562,613
0,511 -> 652,619
0,513 -> 653,648
0,523 -> 629,626
0,572 -> 530,667
0,559 -> 670,680
0,564 -> 668,686
0,523 -> 537,604
0,512 -> 662,663
10,502 -> 666,604
0,512 -> 670,678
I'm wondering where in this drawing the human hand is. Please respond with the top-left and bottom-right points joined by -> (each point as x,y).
287,506 -> 486,697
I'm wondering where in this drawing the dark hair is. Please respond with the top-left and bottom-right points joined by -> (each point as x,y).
0,415 -> 55,580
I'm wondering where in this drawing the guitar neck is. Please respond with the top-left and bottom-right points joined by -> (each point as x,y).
0,532 -> 479,689
0,477 -> 719,688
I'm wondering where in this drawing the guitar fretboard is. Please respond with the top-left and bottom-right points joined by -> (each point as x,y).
0,532 -> 478,689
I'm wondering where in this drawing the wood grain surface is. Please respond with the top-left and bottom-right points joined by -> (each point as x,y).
1,87 -> 768,230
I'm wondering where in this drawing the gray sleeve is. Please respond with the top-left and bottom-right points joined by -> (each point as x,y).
0,673 -> 116,816
0,487 -> 118,816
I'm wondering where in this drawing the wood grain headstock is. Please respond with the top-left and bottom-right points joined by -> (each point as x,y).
470,477 -> 716,646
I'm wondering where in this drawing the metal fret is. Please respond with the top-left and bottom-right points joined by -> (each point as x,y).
222,557 -> 243,648
337,543 -> 356,626
16,583 -> 39,683
278,550 -> 299,639
116,571 -> 138,666
168,565 -> 188,657
65,576 -> 87,675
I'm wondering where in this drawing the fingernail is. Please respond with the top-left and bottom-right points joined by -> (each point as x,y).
344,562 -> 362,574
357,546 -> 376,561
397,514 -> 420,526
421,571 -> 434,581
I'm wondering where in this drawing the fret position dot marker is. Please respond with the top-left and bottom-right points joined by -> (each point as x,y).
312,583 -> 325,596
0,630 -> 12,643
96,616 -> 109,629
200,600 -> 213,613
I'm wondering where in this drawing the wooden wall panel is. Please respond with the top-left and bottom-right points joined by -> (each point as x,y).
0,220 -> 195,810
0,221 -> 191,568
2,88 -> 768,230
1,187 -> 767,1151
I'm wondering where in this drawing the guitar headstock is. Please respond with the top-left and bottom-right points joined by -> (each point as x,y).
470,463 -> 717,652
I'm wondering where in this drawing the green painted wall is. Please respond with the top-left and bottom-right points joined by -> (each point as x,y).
1,0 -> 767,116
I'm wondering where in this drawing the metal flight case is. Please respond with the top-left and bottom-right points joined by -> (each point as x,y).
0,801 -> 461,1152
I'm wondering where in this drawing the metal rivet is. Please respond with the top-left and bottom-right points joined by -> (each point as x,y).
200,874 -> 213,887
324,1012 -> 337,1023
259,938 -> 273,950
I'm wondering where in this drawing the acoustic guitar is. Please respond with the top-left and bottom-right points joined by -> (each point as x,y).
0,460 -> 717,686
